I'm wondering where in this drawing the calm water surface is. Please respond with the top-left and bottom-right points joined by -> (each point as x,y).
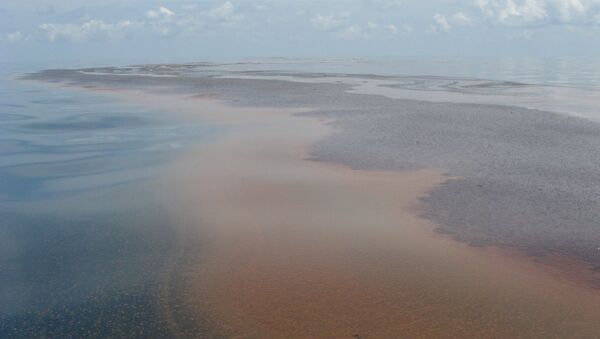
0,64 -> 220,337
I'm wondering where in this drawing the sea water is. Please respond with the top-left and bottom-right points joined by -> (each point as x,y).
0,63 -> 220,337
1,56 -> 599,336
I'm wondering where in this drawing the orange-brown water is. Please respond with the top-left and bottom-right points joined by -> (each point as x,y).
40,82 -> 600,338
148,97 -> 600,338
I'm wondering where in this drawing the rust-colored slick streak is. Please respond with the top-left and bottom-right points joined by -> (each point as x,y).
142,96 -> 600,338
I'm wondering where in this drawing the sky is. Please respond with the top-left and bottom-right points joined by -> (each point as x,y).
1,0 -> 600,64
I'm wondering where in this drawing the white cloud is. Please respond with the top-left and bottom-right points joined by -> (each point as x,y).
337,25 -> 365,39
144,6 -> 179,37
32,2 -> 254,43
310,12 -> 405,40
555,0 -> 586,21
146,6 -> 175,20
210,1 -> 244,22
385,24 -> 412,35
499,0 -> 547,24
385,25 -> 413,35
432,13 -> 451,31
431,12 -> 471,32
477,0 -> 600,25
310,12 -> 351,31
210,2 -> 234,18
478,0 -> 534,25
38,20 -> 141,42
451,11 -> 472,25
18,0 -> 600,49
7,31 -> 23,43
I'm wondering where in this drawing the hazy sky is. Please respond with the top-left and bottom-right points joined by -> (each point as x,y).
2,0 -> 600,63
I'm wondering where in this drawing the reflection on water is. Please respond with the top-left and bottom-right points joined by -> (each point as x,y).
0,69 -> 220,337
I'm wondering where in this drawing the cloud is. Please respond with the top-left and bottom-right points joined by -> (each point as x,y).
431,12 -> 471,32
14,0 -> 600,50
555,0 -> 586,21
451,11 -> 472,25
500,0 -> 547,24
33,2 -> 251,43
386,24 -> 399,33
310,11 -> 406,40
337,25 -> 365,39
145,6 -> 175,20
38,20 -> 141,42
144,6 -> 179,37
432,13 -> 451,31
477,0 -> 600,27
6,31 -> 23,43
210,1 -> 244,23
37,4 -> 195,42
310,12 -> 351,31
477,0 -> 546,25
476,0 -> 600,26
310,10 -> 409,40
387,24 -> 412,35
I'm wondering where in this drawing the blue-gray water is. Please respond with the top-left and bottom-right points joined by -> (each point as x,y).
0,65 -> 220,337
